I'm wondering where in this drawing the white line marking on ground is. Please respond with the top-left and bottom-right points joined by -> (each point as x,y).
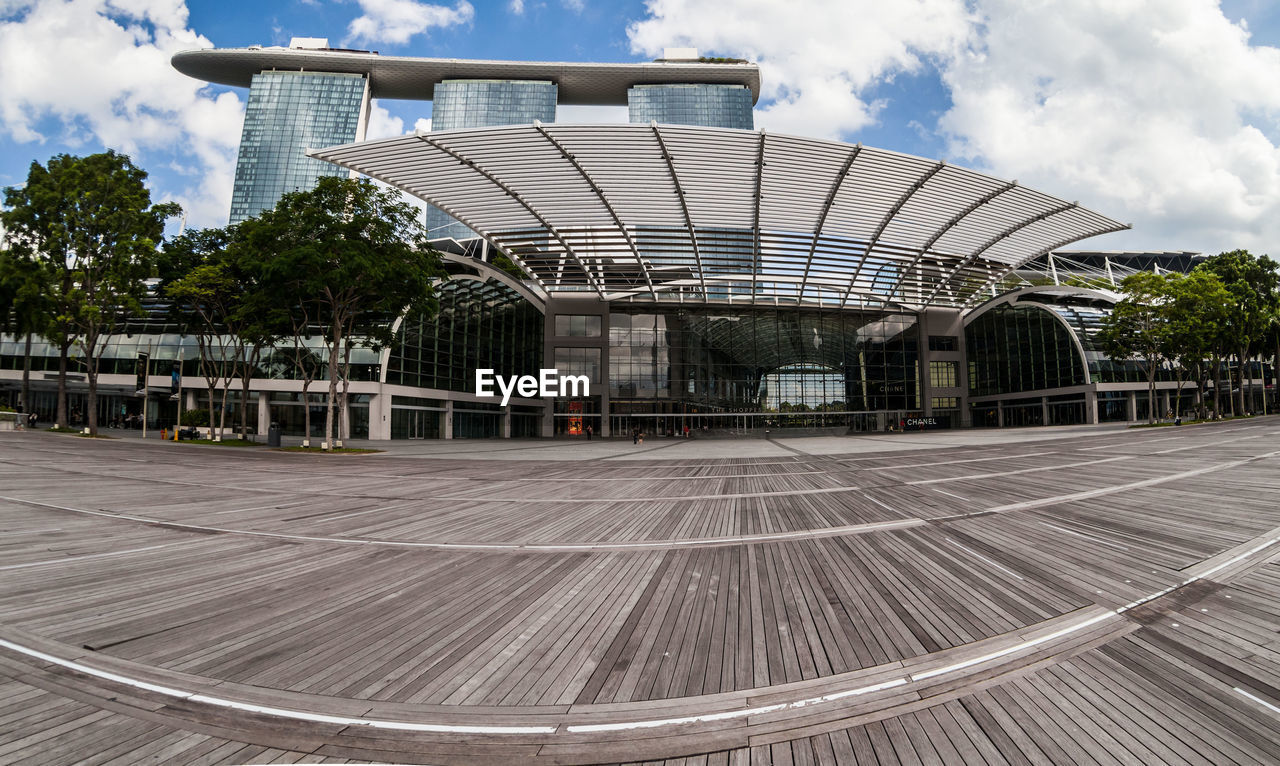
1040,521 -> 1129,550
2,528 -> 1277,737
907,456 -> 1128,485
946,538 -> 1025,580
910,611 -> 1116,681
868,451 -> 1055,470
931,487 -> 970,503
861,492 -> 898,512
1235,687 -> 1280,717
0,638 -> 555,735
0,542 -> 189,571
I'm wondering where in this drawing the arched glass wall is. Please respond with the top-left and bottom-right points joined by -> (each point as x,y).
608,307 -> 919,433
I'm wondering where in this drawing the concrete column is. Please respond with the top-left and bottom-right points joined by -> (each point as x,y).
997,401 -> 1004,428
1041,397 -> 1049,426
368,392 -> 392,441
1160,391 -> 1170,419
502,407 -> 512,438
1085,389 -> 1099,424
257,391 -> 271,435
443,400 -> 453,439
1126,391 -> 1138,422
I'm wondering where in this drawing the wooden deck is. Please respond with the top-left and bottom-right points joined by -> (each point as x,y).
0,420 -> 1278,764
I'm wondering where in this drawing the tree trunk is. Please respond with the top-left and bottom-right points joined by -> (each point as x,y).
208,386 -> 216,439
302,378 -> 312,447
1147,363 -> 1157,424
239,346 -> 259,440
325,319 -> 340,449
56,341 -> 69,429
86,360 -> 98,435
218,387 -> 229,441
20,333 -> 31,413
338,339 -> 352,446
1237,346 -> 1248,416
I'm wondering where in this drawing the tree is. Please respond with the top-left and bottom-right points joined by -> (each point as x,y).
2,152 -> 178,434
163,228 -> 277,441
164,229 -> 238,441
0,244 -> 52,414
1098,271 -> 1171,424
239,177 -> 442,448
1195,250 -> 1280,417
1161,271 -> 1231,419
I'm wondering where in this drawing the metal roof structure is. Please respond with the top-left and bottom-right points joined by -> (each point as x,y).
311,123 -> 1129,310
171,48 -> 761,105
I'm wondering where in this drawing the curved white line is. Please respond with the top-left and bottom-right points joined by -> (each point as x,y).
1,531 -> 1275,737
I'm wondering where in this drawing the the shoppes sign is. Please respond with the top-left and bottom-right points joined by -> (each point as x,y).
475,369 -> 590,406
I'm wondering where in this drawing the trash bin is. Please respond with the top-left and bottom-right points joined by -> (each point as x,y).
267,422 -> 281,447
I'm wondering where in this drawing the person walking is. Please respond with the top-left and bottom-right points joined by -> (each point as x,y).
632,426 -> 639,445
586,424 -> 593,441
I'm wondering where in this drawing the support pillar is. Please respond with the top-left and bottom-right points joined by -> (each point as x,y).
443,400 -> 453,439
1085,390 -> 1099,424
1041,397 -> 1049,426
502,407 -> 512,438
1126,391 -> 1138,422
257,391 -> 270,435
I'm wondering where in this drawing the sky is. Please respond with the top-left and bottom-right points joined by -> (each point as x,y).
2,0 -> 1280,254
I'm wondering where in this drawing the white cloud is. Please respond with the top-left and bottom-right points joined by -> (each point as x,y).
628,0 -> 1280,252
365,99 -> 405,139
344,0 -> 474,46
413,117 -> 432,132
627,0 -> 972,138
0,0 -> 243,227
939,0 -> 1280,252
508,0 -> 523,14
562,0 -> 583,11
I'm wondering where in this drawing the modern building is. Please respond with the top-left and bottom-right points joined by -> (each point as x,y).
171,41 -> 760,226
8,49 -> 1265,439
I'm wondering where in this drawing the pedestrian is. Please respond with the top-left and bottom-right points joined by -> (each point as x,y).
586,424 -> 593,441
632,426 -> 639,445
28,412 -> 37,429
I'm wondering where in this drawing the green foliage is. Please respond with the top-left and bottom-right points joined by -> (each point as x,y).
2,151 -> 179,432
490,251 -> 528,280
238,176 -> 442,349
236,176 -> 443,446
180,408 -> 210,427
1098,272 -> 1170,369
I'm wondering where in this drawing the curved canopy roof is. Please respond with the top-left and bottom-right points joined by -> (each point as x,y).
172,48 -> 761,105
311,123 -> 1128,309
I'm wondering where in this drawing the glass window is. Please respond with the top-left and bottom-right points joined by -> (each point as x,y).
928,335 -> 958,352
929,360 -> 959,388
554,314 -> 602,337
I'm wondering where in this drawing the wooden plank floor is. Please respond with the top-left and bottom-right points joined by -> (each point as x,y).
0,419 -> 1278,763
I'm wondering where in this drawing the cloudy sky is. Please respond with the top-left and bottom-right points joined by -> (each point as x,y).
2,0 -> 1279,254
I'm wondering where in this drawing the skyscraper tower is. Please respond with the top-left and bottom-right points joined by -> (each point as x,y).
226,39 -> 370,225
426,79 -> 559,239
172,43 -> 761,229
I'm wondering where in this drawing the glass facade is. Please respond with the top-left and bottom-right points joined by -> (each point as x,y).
430,80 -> 557,131
966,304 -> 1085,398
554,315 -> 602,337
426,80 -> 558,240
229,71 -> 367,225
608,307 -> 919,434
628,84 -> 754,129
385,277 -> 543,393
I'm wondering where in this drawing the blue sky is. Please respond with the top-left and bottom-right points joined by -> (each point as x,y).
3,0 -> 1280,253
